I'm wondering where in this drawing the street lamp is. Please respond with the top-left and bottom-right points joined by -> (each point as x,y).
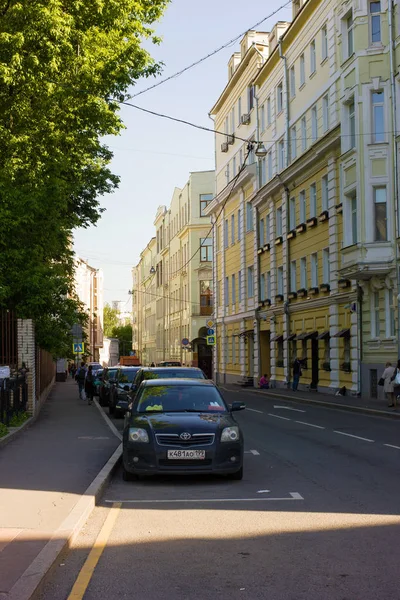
255,142 -> 268,158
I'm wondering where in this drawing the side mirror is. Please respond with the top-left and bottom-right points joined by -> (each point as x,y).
231,401 -> 246,412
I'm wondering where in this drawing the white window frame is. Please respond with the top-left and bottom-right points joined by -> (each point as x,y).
246,201 -> 254,231
237,209 -> 242,241
290,260 -> 297,292
322,95 -> 329,132
224,219 -> 229,249
385,288 -> 396,338
277,82 -> 283,113
266,271 -> 271,299
300,256 -> 307,289
291,126 -> 297,160
289,197 -> 296,230
266,213 -> 271,242
267,96 -> 272,125
260,103 -> 265,131
348,99 -> 356,149
276,206 -> 283,237
369,0 -> 382,45
260,273 -> 266,301
345,190 -> 358,246
321,25 -> 328,61
311,253 -> 318,287
301,116 -> 307,152
322,175 -> 329,211
344,10 -> 354,60
277,266 -> 284,296
311,105 -> 318,142
231,213 -> 235,245
278,139 -> 285,170
238,96 -> 242,125
372,90 -> 385,143
299,53 -> 305,87
290,66 -> 296,98
310,39 -> 316,74
232,335 -> 236,364
238,270 -> 242,302
300,190 -> 306,223
225,276 -> 229,306
259,218 -> 265,247
232,156 -> 236,177
247,266 -> 254,298
371,291 -> 380,338
231,273 -> 236,305
267,150 -> 273,179
322,248 -> 330,284
373,185 -> 388,241
261,156 -> 266,186
310,183 -> 317,218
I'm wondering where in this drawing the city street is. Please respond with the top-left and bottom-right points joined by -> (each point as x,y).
39,389 -> 400,600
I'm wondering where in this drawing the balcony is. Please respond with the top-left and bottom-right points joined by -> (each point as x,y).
339,242 -> 395,280
200,306 -> 213,316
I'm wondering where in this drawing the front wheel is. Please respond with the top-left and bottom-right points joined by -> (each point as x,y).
227,466 -> 243,481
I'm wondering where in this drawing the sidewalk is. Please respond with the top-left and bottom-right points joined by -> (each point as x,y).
0,379 -> 121,600
221,383 -> 400,419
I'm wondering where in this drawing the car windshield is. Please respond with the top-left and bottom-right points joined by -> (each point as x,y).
142,369 -> 205,380
119,369 -> 139,384
135,385 -> 227,414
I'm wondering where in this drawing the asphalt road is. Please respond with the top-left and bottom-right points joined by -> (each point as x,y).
40,389 -> 400,600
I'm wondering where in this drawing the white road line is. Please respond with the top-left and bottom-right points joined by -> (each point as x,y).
334,431 -> 374,443
384,443 -> 400,450
295,420 -> 325,430
249,449 -> 260,455
268,413 -> 291,421
246,407 -> 264,414
105,492 -> 304,504
274,405 -> 306,413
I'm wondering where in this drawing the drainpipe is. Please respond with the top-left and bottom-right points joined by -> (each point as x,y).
388,0 -> 400,359
279,38 -> 291,386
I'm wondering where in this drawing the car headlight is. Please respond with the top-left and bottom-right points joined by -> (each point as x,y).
221,426 -> 239,442
128,428 -> 149,443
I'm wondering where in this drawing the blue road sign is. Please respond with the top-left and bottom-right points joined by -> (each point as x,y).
206,336 -> 215,346
182,338 -> 190,346
73,342 -> 84,354
207,328 -> 215,336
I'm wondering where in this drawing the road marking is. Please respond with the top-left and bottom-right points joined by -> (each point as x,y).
246,407 -> 264,414
257,490 -> 271,494
334,431 -> 374,443
78,436 -> 111,440
384,443 -> 400,450
67,502 -> 121,600
268,413 -> 291,421
246,449 -> 260,455
295,420 -> 325,430
273,405 -> 306,413
105,493 -> 304,504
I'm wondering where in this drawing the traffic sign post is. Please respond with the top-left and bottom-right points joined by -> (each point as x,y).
206,335 -> 215,346
207,328 -> 215,336
206,320 -> 214,329
73,342 -> 84,354
182,338 -> 189,346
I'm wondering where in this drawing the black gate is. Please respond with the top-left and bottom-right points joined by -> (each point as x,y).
0,309 -> 18,370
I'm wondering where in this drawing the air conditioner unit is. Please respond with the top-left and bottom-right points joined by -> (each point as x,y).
227,134 -> 235,145
241,113 -> 251,125
221,142 -> 229,152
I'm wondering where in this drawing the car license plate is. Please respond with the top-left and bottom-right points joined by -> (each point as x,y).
167,449 -> 205,460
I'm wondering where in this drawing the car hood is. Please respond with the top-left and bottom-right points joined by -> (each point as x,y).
132,412 -> 235,433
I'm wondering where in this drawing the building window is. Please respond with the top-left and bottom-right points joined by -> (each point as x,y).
224,115 -> 229,137
372,291 -> 380,337
247,266 -> 254,298
322,248 -> 330,283
386,289 -> 396,337
261,156 -> 267,186
277,82 -> 283,113
311,253 -> 318,287
226,162 -> 230,185
300,256 -> 307,288
238,96 -> 242,125
277,266 -> 284,296
266,271 -> 271,299
232,335 -> 237,364
259,218 -> 265,247
370,1 -> 381,44
290,260 -> 297,292
322,175 -> 329,211
289,197 -> 296,230
267,150 -> 273,179
291,126 -> 297,160
372,91 -> 385,142
311,106 -> 318,142
200,238 -> 212,261
300,190 -> 306,223
230,107 -> 235,135
200,193 -> 213,217
310,183 -> 317,218
248,85 -> 255,111
246,202 -> 254,231
231,214 -> 235,245
290,66 -> 296,98
267,96 -> 272,125
260,273 -> 266,301
238,270 -> 242,303
232,156 -> 236,176
231,273 -> 236,305
224,219 -> 229,249
238,208 -> 241,241
348,100 -> 356,149
301,116 -> 307,151
278,139 -> 285,170
345,11 -> 354,58
322,95 -> 329,132
300,53 -> 305,87
374,186 -> 387,241
266,213 -> 271,242
321,25 -> 328,61
310,39 -> 316,74
200,281 -> 213,316
239,148 -> 243,168
225,276 -> 229,306
346,192 -> 358,245
276,206 -> 283,237
260,104 -> 265,131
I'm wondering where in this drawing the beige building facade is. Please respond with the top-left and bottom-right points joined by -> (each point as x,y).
74,257 -> 104,361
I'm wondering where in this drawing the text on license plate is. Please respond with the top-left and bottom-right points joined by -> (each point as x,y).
167,449 -> 205,459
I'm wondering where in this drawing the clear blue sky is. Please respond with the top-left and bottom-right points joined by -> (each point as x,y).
74,0 -> 292,307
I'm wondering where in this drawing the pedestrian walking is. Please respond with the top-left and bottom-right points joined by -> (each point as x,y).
75,361 -> 87,399
381,362 -> 395,407
85,365 -> 95,405
292,358 -> 302,391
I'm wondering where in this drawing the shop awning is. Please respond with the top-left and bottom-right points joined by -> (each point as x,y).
271,334 -> 284,342
333,329 -> 350,338
287,333 -> 297,341
317,331 -> 330,340
296,331 -> 318,340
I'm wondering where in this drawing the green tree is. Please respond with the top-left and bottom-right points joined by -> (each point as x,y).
112,323 -> 133,355
103,303 -> 119,337
0,0 -> 169,356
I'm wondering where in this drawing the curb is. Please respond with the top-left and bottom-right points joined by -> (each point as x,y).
7,401 -> 123,600
222,387 -> 400,420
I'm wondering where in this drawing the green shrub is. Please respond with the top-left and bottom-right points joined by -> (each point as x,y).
9,411 -> 29,428
0,422 -> 8,438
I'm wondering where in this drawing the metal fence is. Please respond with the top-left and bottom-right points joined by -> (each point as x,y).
0,375 -> 28,426
0,309 -> 17,371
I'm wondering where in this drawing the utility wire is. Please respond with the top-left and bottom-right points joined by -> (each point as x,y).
130,2 -> 292,99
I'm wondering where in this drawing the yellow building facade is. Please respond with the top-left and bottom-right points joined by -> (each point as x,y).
208,0 -> 400,395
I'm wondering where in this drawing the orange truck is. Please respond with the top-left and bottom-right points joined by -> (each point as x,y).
119,356 -> 141,366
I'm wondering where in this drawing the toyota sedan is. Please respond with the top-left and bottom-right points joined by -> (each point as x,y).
122,379 -> 245,481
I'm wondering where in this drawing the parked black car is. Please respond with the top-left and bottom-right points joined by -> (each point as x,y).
99,367 -> 118,407
109,366 -> 141,416
122,379 -> 245,481
131,367 -> 206,393
93,369 -> 103,397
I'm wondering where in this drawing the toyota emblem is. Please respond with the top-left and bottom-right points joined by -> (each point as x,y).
180,432 -> 191,440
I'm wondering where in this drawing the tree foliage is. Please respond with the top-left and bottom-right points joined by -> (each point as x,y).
103,303 -> 119,337
0,0 -> 169,355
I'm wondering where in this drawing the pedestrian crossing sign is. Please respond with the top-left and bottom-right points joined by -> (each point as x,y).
206,335 -> 215,346
73,342 -> 84,354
